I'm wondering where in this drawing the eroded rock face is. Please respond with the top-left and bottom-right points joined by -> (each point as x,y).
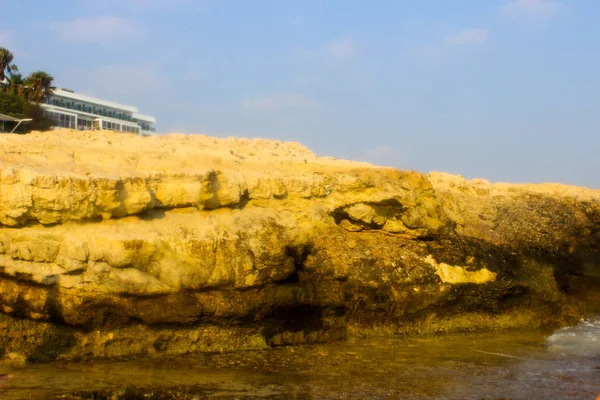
0,130 -> 599,361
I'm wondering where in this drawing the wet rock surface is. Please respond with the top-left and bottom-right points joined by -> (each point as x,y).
0,130 -> 599,362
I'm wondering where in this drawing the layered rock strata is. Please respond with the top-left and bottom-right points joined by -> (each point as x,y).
0,130 -> 598,361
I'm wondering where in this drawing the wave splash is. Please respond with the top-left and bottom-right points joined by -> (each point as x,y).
547,316 -> 600,357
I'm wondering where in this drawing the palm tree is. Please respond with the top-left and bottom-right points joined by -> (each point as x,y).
3,72 -> 24,96
0,47 -> 18,83
24,71 -> 55,103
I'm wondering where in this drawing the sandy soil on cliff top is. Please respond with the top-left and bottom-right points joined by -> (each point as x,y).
429,171 -> 600,202
0,129 -> 598,198
0,129 -> 371,175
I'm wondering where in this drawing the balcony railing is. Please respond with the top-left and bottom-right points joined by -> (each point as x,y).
46,98 -> 152,125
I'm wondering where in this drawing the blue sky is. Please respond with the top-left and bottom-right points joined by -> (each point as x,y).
2,0 -> 599,187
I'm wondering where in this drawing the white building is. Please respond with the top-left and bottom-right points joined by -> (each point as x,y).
40,88 -> 157,136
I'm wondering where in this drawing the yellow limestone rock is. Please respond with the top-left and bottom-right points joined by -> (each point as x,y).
0,129 -> 598,361
424,255 -> 497,284
345,203 -> 377,224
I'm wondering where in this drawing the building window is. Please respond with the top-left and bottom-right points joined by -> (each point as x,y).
122,125 -> 140,134
101,121 -> 123,131
46,112 -> 76,129
77,119 -> 92,130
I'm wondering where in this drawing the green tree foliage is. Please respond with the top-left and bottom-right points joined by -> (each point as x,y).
0,91 -> 25,118
24,71 -> 55,103
23,101 -> 56,132
0,47 -> 18,82
0,47 -> 55,132
0,91 -> 55,133
3,70 -> 55,103
5,72 -> 25,96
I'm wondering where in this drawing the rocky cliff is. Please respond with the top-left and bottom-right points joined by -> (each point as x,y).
0,130 -> 598,361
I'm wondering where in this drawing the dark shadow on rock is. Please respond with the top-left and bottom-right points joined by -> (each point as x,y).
26,284 -> 78,362
137,208 -> 167,221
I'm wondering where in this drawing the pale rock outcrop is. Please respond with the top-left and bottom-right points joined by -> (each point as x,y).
0,130 -> 598,361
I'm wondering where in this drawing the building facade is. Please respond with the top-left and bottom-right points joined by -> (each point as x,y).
40,89 -> 157,136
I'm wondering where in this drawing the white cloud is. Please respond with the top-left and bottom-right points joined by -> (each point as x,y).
362,146 -> 400,167
51,16 -> 142,44
0,31 -> 16,49
324,38 -> 356,60
241,93 -> 319,110
502,0 -> 562,22
445,28 -> 488,46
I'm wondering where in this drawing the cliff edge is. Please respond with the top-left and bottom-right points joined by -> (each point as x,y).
1,130 -> 599,361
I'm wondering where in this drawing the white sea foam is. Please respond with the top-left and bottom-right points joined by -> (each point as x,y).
547,316 -> 600,357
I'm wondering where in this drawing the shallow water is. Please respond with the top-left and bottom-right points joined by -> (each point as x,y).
1,317 -> 599,399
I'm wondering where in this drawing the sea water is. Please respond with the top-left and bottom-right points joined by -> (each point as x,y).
1,317 -> 599,399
